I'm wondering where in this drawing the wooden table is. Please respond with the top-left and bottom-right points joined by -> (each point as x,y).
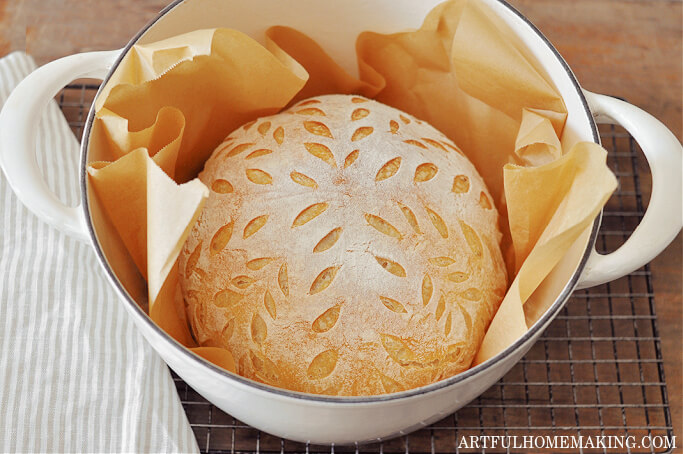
1,0 -> 680,444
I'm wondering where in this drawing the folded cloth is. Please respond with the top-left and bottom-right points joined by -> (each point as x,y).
0,52 -> 199,453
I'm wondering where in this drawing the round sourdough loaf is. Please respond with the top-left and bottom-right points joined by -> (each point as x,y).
179,94 -> 507,396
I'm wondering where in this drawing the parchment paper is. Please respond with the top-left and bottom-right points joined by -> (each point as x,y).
86,0 -> 617,377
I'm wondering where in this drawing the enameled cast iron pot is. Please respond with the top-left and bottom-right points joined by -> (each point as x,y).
1,0 -> 681,444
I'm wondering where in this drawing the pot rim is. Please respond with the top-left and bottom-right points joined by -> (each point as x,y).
79,0 -> 601,404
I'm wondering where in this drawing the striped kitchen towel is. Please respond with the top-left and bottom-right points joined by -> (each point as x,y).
0,51 -> 199,453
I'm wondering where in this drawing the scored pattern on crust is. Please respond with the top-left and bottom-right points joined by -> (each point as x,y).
179,95 -> 507,396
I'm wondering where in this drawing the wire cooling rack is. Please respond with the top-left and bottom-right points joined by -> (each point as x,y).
57,83 -> 674,454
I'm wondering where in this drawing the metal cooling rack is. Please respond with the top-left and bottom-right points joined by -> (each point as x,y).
57,84 -> 674,454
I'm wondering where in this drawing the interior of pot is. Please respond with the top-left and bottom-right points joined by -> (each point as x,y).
83,0 -> 599,394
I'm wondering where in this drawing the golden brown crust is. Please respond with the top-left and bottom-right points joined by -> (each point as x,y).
179,95 -> 507,396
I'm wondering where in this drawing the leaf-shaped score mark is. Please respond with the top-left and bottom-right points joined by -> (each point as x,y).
374,256 -> 406,278
459,220 -> 483,258
428,256 -> 455,267
452,175 -> 470,193
246,257 -> 275,271
278,263 -> 289,297
379,333 -> 417,366
414,163 -> 438,182
211,179 -> 233,193
307,349 -> 338,380
425,207 -> 448,238
351,126 -> 374,142
210,221 -> 234,255
479,191 -> 493,210
214,289 -> 243,308
344,150 -> 359,168
296,108 -> 326,116
226,143 -> 255,158
462,288 -> 483,301
303,121 -> 334,139
243,215 -> 268,239
365,214 -> 402,239
232,275 -> 255,289
311,305 -> 340,333
185,241 -> 202,278
404,139 -> 427,149
290,171 -> 318,189
379,296 -> 407,313
264,290 -> 277,319
442,141 -> 464,155
298,99 -> 321,106
389,120 -> 399,134
444,312 -> 452,336
292,202 -> 329,228
422,274 -> 433,306
351,108 -> 370,121
249,351 -> 279,382
422,138 -> 447,152
376,157 -> 401,182
246,168 -> 272,185
222,319 -> 235,341
309,266 -> 341,295
447,272 -> 469,283
245,149 -> 273,160
313,228 -> 342,253
257,121 -> 271,136
458,303 -> 473,333
251,313 -> 267,347
435,294 -> 446,321
273,126 -> 284,145
304,143 -> 336,167
397,202 -> 420,234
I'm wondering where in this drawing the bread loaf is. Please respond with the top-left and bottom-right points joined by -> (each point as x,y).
179,95 -> 507,395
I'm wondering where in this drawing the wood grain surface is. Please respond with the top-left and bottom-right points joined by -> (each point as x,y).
1,0 -> 680,443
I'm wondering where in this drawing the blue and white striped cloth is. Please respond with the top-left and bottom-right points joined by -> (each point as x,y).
0,51 -> 199,453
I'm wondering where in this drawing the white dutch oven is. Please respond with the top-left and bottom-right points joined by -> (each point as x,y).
0,0 -> 681,444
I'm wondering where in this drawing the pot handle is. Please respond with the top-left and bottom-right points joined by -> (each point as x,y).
0,50 -> 121,242
577,91 -> 682,289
